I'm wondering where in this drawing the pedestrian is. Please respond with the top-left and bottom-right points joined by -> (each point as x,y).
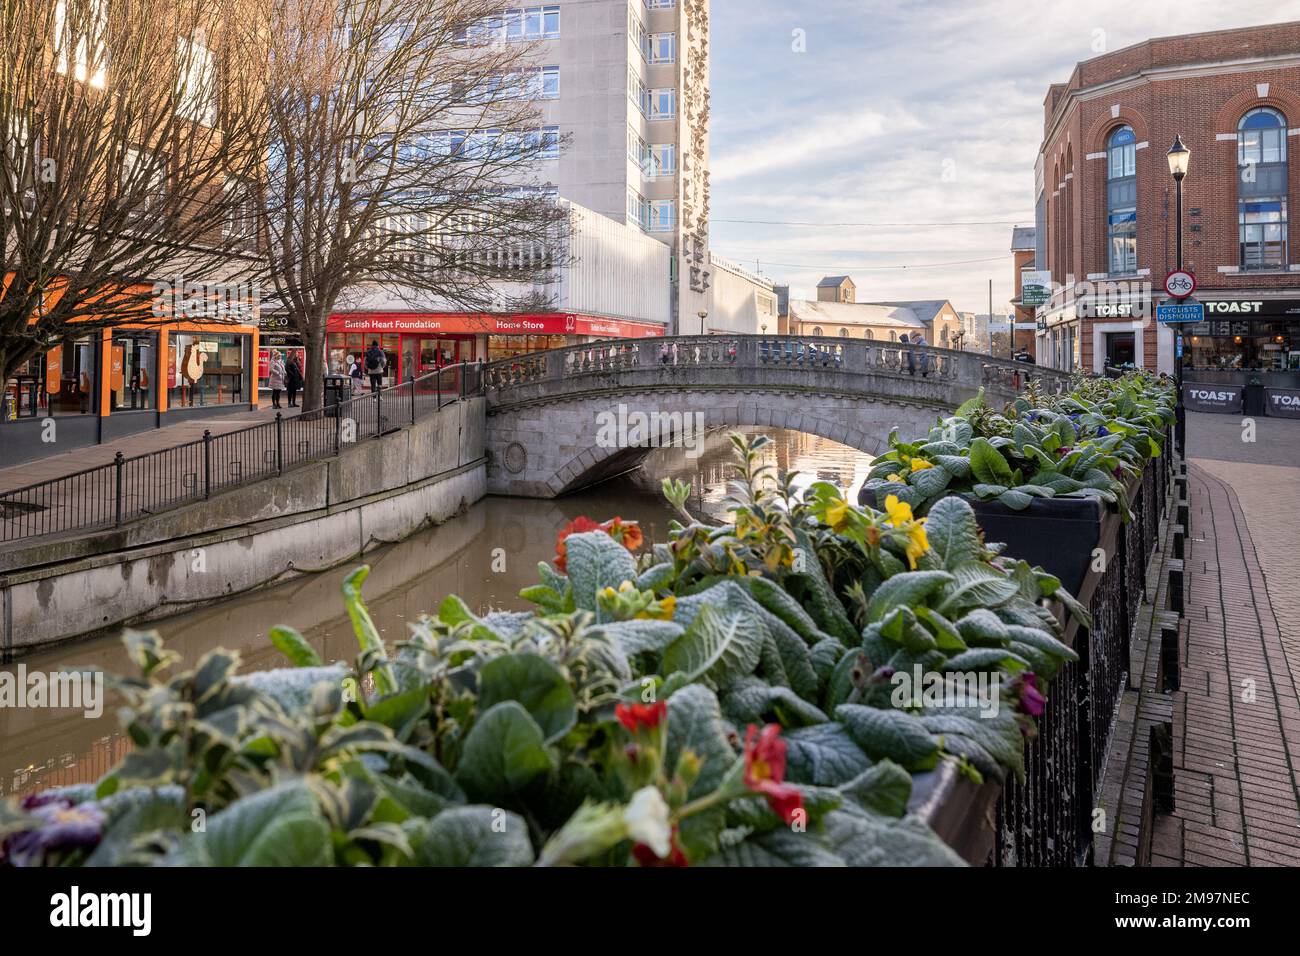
659,342 -> 670,365
268,350 -> 286,409
285,353 -> 304,407
364,339 -> 387,392
900,333 -> 916,376
913,332 -> 931,377
347,354 -> 364,392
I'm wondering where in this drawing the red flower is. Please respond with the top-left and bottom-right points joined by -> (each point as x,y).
553,516 -> 603,572
1009,673 -> 1046,718
616,700 -> 667,734
632,827 -> 689,867
743,724 -> 804,825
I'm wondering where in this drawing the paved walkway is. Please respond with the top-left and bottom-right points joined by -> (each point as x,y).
0,404 -> 301,494
1149,413 -> 1300,866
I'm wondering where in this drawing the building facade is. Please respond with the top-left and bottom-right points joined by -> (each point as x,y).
703,254 -> 777,334
787,279 -> 962,346
1009,226 -> 1038,353
1034,21 -> 1300,386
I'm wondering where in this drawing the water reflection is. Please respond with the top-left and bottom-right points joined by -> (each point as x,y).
0,427 -> 872,797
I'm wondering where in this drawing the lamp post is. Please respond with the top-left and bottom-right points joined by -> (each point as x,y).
697,310 -> 708,336
1167,134 -> 1191,457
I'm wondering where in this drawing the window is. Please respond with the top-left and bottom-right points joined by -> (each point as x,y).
628,69 -> 651,118
628,9 -> 650,61
864,329 -> 874,340
649,143 -> 675,176
223,178 -> 258,250
648,199 -> 674,232
538,125 -> 560,159
1105,125 -> 1137,274
109,331 -> 158,411
650,88 -> 676,120
811,326 -> 823,337
628,127 -> 650,171
1238,108 -> 1288,270
122,147 -> 166,221
839,328 -> 850,337
535,65 -> 560,100
171,333 -> 249,406
177,35 -> 218,126
54,0 -> 108,88
646,0 -> 676,8
503,6 -> 560,40
889,331 -> 896,342
627,187 -> 648,229
650,33 -> 676,64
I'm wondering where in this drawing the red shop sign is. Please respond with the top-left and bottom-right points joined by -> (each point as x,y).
327,312 -> 665,338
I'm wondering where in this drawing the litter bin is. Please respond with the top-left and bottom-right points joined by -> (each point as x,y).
1244,377 -> 1266,416
324,374 -> 351,418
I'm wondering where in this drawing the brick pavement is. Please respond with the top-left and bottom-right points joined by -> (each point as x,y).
1147,462 -> 1300,866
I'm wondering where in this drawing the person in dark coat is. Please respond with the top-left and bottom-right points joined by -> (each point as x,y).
364,340 -> 387,392
285,353 -> 304,407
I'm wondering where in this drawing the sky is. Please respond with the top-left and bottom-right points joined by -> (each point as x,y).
707,0 -> 1300,315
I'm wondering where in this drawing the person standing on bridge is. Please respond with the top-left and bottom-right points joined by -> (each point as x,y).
913,332 -> 931,377
900,333 -> 916,376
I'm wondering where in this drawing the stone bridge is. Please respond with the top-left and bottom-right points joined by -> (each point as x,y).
483,335 -> 1071,497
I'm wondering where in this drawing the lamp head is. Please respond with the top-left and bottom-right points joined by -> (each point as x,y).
1167,134 -> 1190,180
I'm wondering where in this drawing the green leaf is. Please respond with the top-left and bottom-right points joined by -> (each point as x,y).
664,685 -> 736,798
835,704 -> 940,771
268,626 -> 322,668
404,806 -> 534,866
937,565 -> 1021,615
477,653 -> 577,744
181,782 -> 331,867
837,761 -> 913,818
933,454 -> 972,478
721,678 -> 829,729
954,388 -> 986,417
998,489 -> 1033,510
454,702 -> 555,802
969,437 -> 1013,485
955,608 -> 1011,645
342,566 -> 398,697
822,807 -> 964,867
914,606 -> 967,652
924,497 -> 983,569
782,722 -> 874,786
941,648 -> 1030,673
596,619 -> 684,659
864,571 -> 954,623
361,686 -> 431,741
661,606 -> 765,693
565,531 -> 638,612
911,465 -> 952,500
701,828 -> 847,867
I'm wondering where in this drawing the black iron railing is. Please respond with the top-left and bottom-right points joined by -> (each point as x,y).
0,363 -> 484,545
992,431 -> 1173,866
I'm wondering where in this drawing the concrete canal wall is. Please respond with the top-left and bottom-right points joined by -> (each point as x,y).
0,398 -> 488,656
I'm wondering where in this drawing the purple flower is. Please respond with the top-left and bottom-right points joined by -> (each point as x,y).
1096,425 -> 1110,437
1009,673 -> 1046,718
1,799 -> 105,866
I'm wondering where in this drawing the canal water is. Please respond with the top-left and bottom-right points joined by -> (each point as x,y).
1,428 -> 874,798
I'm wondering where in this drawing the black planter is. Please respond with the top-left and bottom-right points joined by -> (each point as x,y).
858,485 -> 1104,597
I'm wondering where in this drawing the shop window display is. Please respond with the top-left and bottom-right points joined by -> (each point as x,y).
169,333 -> 248,406
109,331 -> 158,411
3,336 -> 97,419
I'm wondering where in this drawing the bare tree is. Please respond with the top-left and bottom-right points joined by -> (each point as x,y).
259,0 -> 569,410
0,0 -> 267,383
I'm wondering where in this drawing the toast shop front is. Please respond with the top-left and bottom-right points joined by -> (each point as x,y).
1181,297 -> 1300,416
326,312 -> 665,386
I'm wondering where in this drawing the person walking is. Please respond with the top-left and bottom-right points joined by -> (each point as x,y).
285,353 -> 304,408
268,350 -> 286,409
913,332 -> 931,377
347,354 -> 364,393
364,340 -> 387,392
900,333 -> 916,376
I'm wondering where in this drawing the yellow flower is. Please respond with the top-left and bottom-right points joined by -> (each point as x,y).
905,523 -> 930,569
638,595 -> 676,621
883,494 -> 914,528
909,459 -> 935,472
825,498 -> 850,531
887,473 -> 904,483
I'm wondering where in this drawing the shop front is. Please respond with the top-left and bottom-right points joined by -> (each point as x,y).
1181,296 -> 1300,416
325,312 -> 665,386
256,313 -> 306,397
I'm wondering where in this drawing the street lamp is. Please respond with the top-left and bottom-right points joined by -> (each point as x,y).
1167,134 -> 1191,456
697,310 -> 707,336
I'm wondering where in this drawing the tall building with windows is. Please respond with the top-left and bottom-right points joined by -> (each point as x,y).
539,0 -> 712,332
1034,21 -> 1300,380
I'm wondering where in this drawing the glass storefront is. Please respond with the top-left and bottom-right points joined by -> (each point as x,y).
487,334 -> 569,362
109,331 -> 158,411
327,332 -> 476,386
169,332 -> 250,407
1185,320 -> 1297,373
3,336 -> 98,419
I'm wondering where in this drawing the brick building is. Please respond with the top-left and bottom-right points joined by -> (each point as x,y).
1033,21 -> 1300,391
1009,226 -> 1038,354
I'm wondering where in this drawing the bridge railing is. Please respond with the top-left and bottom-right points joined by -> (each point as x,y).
483,334 -> 1073,397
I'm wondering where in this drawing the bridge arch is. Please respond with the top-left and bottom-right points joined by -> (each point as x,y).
483,335 -> 1067,498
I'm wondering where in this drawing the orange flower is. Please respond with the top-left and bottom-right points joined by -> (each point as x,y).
554,516 -> 603,573
601,517 -> 644,552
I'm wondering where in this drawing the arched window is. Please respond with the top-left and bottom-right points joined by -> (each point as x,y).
839,327 -> 849,337
888,330 -> 896,342
864,329 -> 874,340
1238,107 -> 1288,269
811,326 -> 823,337
1106,125 -> 1137,274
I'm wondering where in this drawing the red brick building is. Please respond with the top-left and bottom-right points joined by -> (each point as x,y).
1033,21 -> 1300,391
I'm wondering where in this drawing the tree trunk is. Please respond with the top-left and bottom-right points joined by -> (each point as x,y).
300,314 -> 326,414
